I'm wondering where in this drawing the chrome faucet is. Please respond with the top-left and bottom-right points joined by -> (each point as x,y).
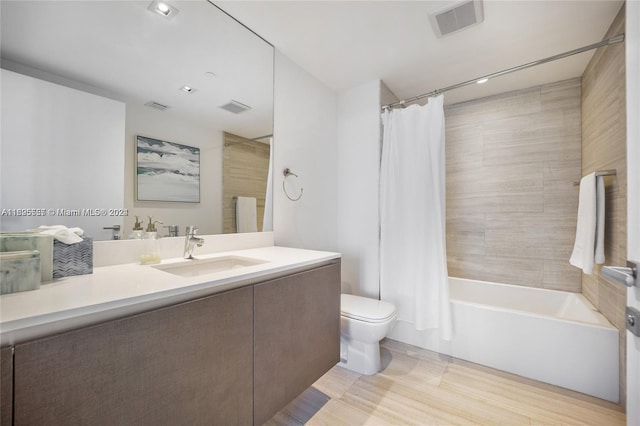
103,225 -> 121,240
184,226 -> 204,259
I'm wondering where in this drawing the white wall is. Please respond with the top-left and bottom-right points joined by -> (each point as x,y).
272,58 -> 399,298
627,0 -> 640,267
272,51 -> 339,251
123,104 -> 223,237
625,0 -> 640,422
0,69 -> 125,240
271,56 -> 399,297
337,80 -> 383,297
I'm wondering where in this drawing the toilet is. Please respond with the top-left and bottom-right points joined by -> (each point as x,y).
339,294 -> 397,375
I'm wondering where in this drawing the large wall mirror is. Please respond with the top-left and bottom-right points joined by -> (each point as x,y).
0,0 -> 274,241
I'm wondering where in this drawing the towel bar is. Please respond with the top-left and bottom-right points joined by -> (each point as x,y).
282,168 -> 303,201
572,169 -> 617,186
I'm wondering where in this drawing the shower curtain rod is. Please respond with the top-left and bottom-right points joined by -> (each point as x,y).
382,34 -> 625,110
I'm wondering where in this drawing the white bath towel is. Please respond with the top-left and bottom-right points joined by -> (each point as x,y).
594,175 -> 606,264
29,225 -> 85,244
570,173 -> 598,274
236,196 -> 258,233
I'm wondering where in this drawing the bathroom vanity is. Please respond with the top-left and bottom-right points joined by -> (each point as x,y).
0,243 -> 340,425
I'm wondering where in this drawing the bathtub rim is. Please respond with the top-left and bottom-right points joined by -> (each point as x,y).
448,276 -> 616,330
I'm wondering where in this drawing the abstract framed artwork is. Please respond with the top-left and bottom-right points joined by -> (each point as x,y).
136,135 -> 200,202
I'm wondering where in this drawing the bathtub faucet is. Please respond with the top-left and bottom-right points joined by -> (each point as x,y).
183,226 -> 204,259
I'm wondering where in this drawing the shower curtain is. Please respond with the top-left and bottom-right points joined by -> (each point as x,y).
380,95 -> 452,340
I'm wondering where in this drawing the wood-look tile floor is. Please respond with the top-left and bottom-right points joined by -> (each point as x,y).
266,339 -> 625,426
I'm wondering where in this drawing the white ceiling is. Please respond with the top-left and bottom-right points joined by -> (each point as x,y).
216,0 -> 624,105
1,0 -> 625,130
0,1 -> 274,139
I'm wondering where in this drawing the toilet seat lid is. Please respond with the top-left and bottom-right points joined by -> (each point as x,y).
341,294 -> 396,323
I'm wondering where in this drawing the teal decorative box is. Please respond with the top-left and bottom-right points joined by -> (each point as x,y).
53,237 -> 93,278
0,250 -> 41,294
0,233 -> 53,282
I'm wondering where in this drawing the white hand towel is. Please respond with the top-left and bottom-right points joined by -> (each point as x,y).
570,173 -> 597,274
236,196 -> 258,233
30,225 -> 85,244
594,175 -> 605,264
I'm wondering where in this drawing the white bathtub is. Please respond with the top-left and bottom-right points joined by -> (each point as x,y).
387,277 -> 619,402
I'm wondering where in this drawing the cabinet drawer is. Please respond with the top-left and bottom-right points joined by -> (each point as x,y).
253,262 -> 341,425
13,287 -> 254,426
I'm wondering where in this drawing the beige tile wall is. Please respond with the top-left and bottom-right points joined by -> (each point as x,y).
445,79 -> 582,291
222,132 -> 270,234
580,4 -> 626,407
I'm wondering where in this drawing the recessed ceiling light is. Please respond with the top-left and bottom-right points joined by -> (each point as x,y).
180,85 -> 196,94
157,2 -> 170,14
205,71 -> 217,78
476,78 -> 489,84
148,1 -> 179,19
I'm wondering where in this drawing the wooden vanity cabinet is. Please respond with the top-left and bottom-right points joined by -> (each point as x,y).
12,286 -> 254,426
4,260 -> 340,426
0,346 -> 12,426
253,261 -> 341,425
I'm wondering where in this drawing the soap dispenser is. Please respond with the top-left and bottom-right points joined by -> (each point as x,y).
140,216 -> 162,265
128,216 -> 145,240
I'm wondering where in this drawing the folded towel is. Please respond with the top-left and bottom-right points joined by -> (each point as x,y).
594,176 -> 605,264
29,225 -> 84,244
569,173 -> 597,274
236,197 -> 257,233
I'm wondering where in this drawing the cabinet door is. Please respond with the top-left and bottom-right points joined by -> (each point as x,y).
254,262 -> 340,425
13,287 -> 254,426
0,346 -> 12,426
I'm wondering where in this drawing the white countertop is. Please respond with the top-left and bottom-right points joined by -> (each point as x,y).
0,246 -> 340,345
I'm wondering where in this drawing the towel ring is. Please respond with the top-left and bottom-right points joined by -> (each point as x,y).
282,168 -> 303,201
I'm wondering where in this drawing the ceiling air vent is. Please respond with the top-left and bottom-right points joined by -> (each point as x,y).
144,101 -> 169,111
429,0 -> 484,38
219,100 -> 251,114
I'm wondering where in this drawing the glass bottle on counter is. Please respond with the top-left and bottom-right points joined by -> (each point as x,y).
140,216 -> 162,265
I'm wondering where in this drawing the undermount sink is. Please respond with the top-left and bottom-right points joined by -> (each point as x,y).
153,255 -> 267,277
